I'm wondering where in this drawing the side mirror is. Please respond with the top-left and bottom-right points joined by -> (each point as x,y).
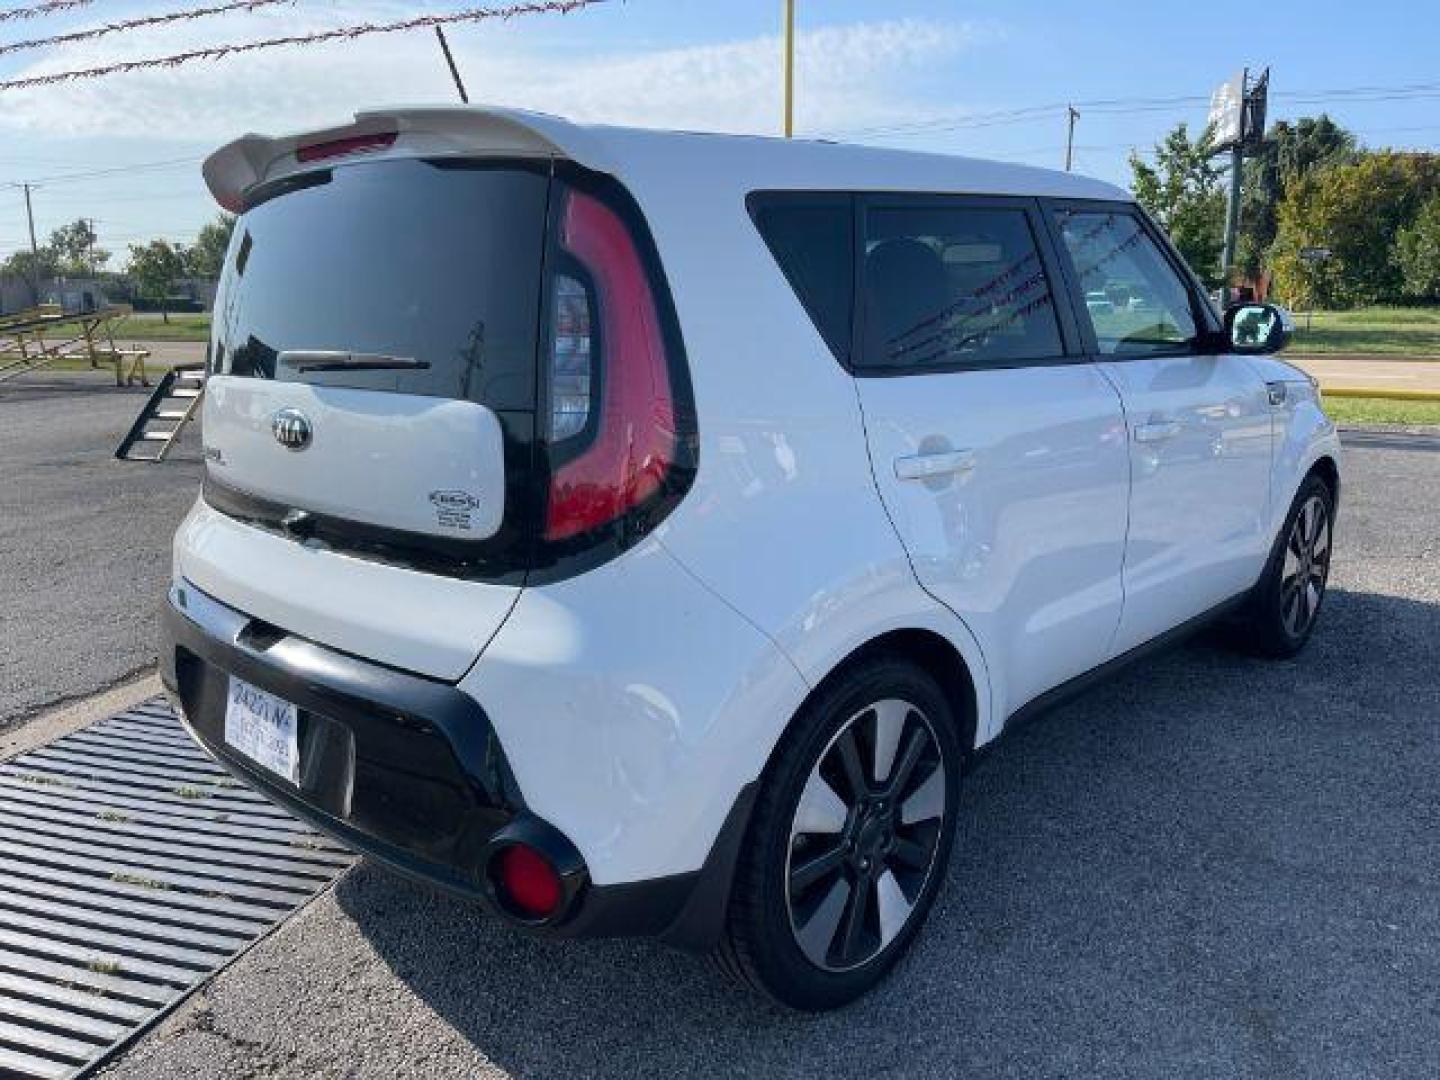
1223,302 -> 1293,355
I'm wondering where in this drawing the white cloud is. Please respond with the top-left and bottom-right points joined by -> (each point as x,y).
0,10 -> 1001,142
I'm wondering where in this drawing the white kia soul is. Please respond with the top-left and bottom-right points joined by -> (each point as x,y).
163,107 -> 1341,1010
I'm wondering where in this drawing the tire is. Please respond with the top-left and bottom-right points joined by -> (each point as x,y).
712,657 -> 963,1011
1236,472 -> 1335,658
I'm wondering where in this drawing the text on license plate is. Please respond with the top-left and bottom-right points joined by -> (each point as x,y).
224,676 -> 299,784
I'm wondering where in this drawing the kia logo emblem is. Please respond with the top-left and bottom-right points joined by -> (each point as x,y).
271,407 -> 313,451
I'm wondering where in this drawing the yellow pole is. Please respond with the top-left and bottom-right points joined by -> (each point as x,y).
783,0 -> 795,137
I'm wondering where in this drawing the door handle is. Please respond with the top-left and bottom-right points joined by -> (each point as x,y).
894,449 -> 977,481
1133,419 -> 1182,444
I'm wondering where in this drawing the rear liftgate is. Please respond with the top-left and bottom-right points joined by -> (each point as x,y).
0,699 -> 352,1079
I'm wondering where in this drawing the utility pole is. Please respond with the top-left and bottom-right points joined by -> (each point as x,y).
22,183 -> 41,306
782,0 -> 795,137
23,183 -> 38,259
1064,105 -> 1079,171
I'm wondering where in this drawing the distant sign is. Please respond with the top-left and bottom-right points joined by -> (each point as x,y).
1299,246 -> 1333,261
1208,71 -> 1245,148
1243,68 -> 1269,147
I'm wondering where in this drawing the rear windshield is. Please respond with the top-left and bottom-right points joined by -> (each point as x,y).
211,158 -> 548,412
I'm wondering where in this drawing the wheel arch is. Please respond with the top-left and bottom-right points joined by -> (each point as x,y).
794,628 -> 981,758
1308,453 -> 1340,504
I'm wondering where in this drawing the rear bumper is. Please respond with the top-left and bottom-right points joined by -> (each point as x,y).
159,581 -> 737,944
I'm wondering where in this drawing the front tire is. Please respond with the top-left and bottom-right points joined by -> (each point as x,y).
1238,473 -> 1335,658
713,658 -> 962,1010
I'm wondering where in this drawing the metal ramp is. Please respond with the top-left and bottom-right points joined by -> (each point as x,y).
115,365 -> 205,462
0,699 -> 352,1078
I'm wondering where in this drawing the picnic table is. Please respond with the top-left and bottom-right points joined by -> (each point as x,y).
0,304 -> 152,387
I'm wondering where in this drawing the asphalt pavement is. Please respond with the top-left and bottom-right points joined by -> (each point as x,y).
103,434 -> 1440,1079
0,370 -> 201,729
2,371 -> 1436,1079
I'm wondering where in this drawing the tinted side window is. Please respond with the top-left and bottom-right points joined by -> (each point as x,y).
749,194 -> 854,364
1054,209 -> 1199,356
859,204 -> 1065,371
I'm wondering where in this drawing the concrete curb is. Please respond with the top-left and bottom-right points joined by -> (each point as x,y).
0,671 -> 163,763
1322,387 -> 1440,402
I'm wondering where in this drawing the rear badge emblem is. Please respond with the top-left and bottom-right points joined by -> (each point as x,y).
271,408 -> 313,451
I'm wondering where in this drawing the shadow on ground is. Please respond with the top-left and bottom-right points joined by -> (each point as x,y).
333,587 -> 1440,1079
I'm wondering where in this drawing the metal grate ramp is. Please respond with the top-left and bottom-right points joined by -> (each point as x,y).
0,699 -> 353,1078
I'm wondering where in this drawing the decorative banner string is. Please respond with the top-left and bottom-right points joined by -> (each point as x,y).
0,0 -> 607,91
0,0 -> 293,58
0,0 -> 97,25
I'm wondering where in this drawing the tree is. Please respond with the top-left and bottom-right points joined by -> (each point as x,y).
128,240 -> 188,323
1,248 -> 60,305
47,218 -> 110,276
1130,122 -> 1227,285
1395,194 -> 1440,300
1271,152 -> 1440,307
1237,115 -> 1355,279
186,213 -> 235,279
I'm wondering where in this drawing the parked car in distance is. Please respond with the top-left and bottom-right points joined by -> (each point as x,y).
162,107 -> 1341,1010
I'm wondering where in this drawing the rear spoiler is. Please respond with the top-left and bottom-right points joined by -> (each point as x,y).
202,105 -> 617,212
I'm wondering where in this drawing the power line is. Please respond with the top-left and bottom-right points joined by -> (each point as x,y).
0,0 -> 293,59
0,0 -> 96,25
3,155 -> 205,188
0,0 -> 607,92
825,81 -> 1440,141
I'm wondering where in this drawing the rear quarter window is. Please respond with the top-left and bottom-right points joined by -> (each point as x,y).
747,192 -> 854,365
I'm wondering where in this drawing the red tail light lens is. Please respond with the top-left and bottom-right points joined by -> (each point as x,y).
494,844 -> 563,919
544,187 -> 680,542
296,131 -> 397,163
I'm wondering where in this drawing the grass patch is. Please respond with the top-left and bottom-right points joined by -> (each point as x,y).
1290,306 -> 1440,356
97,809 -> 132,823
172,784 -> 208,799
86,958 -> 124,976
109,312 -> 211,342
15,772 -> 73,787
110,871 -> 169,890
1323,394 -> 1440,426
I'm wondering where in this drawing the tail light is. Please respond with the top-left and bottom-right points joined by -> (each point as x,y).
542,180 -> 692,545
492,843 -> 564,920
295,130 -> 397,163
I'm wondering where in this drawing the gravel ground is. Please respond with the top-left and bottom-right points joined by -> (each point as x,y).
85,433 -> 1439,1080
0,370 -> 201,729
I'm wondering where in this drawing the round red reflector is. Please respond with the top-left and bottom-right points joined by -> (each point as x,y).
495,844 -> 563,919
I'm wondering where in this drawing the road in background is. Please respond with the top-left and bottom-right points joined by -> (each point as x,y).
1289,354 -> 1440,394
0,372 -> 201,728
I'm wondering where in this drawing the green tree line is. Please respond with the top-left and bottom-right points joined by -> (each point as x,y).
1130,115 -> 1440,308
1,213 -> 235,318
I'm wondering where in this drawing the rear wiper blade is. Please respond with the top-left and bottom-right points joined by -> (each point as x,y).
279,350 -> 431,373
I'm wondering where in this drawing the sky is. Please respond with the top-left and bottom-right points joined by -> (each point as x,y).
2,0 -> 1440,267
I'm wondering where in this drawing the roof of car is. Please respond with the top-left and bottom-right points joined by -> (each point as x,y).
203,105 -> 1132,211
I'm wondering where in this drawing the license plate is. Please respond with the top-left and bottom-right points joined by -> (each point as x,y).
224,676 -> 299,784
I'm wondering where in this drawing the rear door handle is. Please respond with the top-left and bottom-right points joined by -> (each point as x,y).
894,449 -> 977,481
1134,419 -> 1182,444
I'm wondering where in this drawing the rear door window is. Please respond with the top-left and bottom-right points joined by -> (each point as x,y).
212,158 -> 549,412
859,203 -> 1066,371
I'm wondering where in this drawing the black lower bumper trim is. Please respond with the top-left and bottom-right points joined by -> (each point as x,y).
159,582 -> 739,944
